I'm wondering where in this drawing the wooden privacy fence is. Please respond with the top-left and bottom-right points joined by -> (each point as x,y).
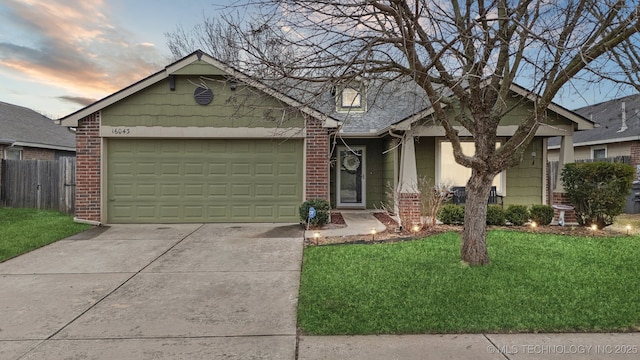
0,157 -> 76,214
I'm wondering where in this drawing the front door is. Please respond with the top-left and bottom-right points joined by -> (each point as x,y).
337,146 -> 366,208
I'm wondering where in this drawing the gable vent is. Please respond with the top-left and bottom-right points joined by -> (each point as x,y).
194,87 -> 213,105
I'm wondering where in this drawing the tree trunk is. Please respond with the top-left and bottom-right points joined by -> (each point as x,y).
461,171 -> 495,266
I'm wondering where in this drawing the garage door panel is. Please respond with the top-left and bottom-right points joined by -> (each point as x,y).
184,184 -> 204,197
184,206 -> 204,219
184,163 -> 204,175
255,163 -> 273,175
107,139 -> 302,223
137,184 -> 156,196
161,163 -> 180,175
208,163 -> 227,174
209,184 -> 228,196
136,206 -> 157,220
255,206 -> 274,218
160,184 -> 180,197
278,205 -> 298,218
279,184 -> 298,197
255,184 -> 274,197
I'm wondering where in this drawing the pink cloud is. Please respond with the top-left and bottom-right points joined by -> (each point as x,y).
0,0 -> 164,105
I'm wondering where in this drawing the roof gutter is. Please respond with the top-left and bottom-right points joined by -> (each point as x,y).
0,139 -> 16,146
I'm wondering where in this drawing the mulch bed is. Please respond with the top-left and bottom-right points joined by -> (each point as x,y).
306,211 -> 628,246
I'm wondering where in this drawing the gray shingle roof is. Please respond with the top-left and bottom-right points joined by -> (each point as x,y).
280,77 -> 431,134
548,93 -> 640,147
0,101 -> 75,150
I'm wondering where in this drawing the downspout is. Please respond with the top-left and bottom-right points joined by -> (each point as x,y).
388,129 -> 404,225
327,124 -> 342,210
0,139 -> 16,159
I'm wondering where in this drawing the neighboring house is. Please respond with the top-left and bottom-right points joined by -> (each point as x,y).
60,50 -> 592,225
0,101 -> 76,183
548,94 -> 640,170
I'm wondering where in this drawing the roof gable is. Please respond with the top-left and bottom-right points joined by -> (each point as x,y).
0,101 -> 75,150
390,82 -> 593,133
61,50 -> 339,128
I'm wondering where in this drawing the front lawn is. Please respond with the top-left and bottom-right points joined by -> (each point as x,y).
0,208 -> 91,262
298,230 -> 640,334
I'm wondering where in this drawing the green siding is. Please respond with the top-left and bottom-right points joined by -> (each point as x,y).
330,138 -> 386,209
382,137 -> 397,196
416,137 -> 436,181
505,138 -> 544,205
102,64 -> 304,128
107,138 -> 303,223
438,96 -> 573,127
171,60 -> 228,76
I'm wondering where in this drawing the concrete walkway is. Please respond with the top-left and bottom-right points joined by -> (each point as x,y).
2,217 -> 639,359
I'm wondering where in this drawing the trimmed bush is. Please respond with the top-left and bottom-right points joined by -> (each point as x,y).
529,204 -> 554,225
299,199 -> 331,227
486,205 -> 506,226
505,205 -> 529,226
561,162 -> 634,229
437,204 -> 465,225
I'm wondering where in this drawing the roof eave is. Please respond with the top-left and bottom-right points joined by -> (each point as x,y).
11,141 -> 75,152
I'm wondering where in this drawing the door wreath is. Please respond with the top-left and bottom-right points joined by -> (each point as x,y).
343,154 -> 361,172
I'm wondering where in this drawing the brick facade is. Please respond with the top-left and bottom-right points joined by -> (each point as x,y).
305,117 -> 330,201
75,112 -> 101,223
22,147 -> 56,160
398,192 -> 421,227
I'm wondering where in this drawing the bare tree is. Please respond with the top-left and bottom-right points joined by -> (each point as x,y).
169,0 -> 640,265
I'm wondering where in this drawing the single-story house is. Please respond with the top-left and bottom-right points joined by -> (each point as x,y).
0,101 -> 76,183
548,94 -> 640,175
60,50 -> 592,225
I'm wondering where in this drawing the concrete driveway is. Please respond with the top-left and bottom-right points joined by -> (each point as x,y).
0,223 -> 303,359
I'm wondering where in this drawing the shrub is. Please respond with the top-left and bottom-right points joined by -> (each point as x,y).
505,205 -> 529,226
561,162 -> 634,229
299,199 -> 331,227
418,177 -> 452,227
437,204 -> 464,225
529,205 -> 554,225
486,205 -> 506,226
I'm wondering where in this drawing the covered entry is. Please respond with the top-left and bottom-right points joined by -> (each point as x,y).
106,138 -> 303,223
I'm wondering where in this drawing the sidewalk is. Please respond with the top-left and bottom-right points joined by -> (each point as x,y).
306,210 -> 387,238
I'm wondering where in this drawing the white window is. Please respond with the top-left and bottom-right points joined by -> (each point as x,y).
341,87 -> 362,108
592,146 -> 607,160
437,141 -> 504,193
4,147 -> 22,160
337,81 -> 366,112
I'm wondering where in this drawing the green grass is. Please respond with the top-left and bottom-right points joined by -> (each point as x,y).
298,230 -> 640,334
0,207 -> 91,262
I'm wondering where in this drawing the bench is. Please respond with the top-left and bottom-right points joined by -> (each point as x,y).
451,186 -> 504,207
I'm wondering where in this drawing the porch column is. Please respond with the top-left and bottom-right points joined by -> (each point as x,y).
552,133 -> 576,224
398,131 -> 421,227
555,134 -> 574,192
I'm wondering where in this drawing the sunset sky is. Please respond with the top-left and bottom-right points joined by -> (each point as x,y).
0,0 -> 637,120
0,0 -> 214,119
